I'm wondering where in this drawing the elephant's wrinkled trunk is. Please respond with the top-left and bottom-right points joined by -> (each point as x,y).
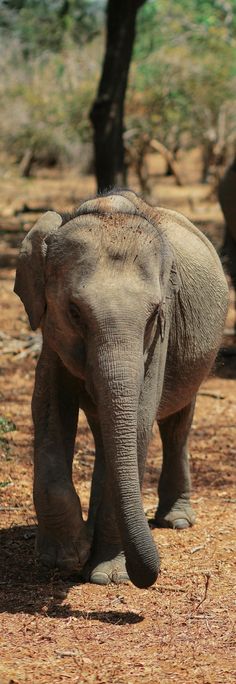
93,337 -> 160,589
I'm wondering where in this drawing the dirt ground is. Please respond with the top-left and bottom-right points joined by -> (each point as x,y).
0,170 -> 235,684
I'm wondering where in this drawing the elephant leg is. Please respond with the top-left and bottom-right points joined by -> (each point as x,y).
33,344 -> 90,574
89,479 -> 129,585
85,418 -> 129,585
84,410 -> 153,585
152,399 -> 196,529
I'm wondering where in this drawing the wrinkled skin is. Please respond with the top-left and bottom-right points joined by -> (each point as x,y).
14,191 -> 228,589
218,159 -> 236,330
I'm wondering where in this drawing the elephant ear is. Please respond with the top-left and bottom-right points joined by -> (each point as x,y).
14,211 -> 62,330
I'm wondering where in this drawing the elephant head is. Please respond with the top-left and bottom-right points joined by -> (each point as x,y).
14,192 -> 180,588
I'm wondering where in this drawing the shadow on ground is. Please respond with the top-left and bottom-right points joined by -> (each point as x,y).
0,525 -> 143,624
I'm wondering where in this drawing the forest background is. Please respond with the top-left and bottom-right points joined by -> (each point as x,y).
0,0 -> 235,185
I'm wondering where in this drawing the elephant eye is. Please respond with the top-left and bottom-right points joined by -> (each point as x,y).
69,302 -> 81,324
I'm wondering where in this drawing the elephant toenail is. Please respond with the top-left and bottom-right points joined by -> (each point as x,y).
90,571 -> 110,585
173,518 -> 191,529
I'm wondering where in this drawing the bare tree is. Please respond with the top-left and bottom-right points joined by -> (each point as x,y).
90,0 -> 146,192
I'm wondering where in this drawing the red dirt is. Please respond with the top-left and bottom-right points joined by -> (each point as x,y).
0,171 -> 235,684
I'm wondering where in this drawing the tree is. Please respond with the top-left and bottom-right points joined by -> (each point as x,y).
90,0 -> 146,192
124,0 -> 236,183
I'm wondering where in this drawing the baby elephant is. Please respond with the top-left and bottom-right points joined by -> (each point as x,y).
14,191 -> 228,589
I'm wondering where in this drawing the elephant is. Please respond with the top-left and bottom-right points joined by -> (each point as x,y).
14,190 -> 229,589
218,159 -> 236,329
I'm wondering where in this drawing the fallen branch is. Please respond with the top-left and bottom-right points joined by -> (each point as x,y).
190,545 -> 205,554
152,584 -> 186,593
192,572 -> 211,612
198,390 -> 225,399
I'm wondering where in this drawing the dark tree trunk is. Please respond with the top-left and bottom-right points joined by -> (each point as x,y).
90,0 -> 146,192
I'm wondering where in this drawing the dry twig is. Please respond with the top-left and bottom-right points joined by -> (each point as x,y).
192,572 -> 211,612
198,390 -> 225,399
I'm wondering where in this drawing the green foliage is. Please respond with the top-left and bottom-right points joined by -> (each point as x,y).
0,416 -> 16,434
0,416 -> 16,461
135,0 -> 236,55
0,39 -> 101,166
0,0 -> 105,54
128,0 -> 236,149
0,0 -> 235,170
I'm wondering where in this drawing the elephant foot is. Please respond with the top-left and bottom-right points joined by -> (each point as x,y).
84,544 -> 130,585
35,484 -> 91,575
36,532 -> 91,576
149,501 -> 195,530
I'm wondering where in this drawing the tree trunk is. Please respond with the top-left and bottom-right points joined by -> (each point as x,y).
90,0 -> 146,192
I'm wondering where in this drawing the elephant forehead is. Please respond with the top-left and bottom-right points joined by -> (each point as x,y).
47,216 -> 164,288
61,210 -> 158,246
54,233 -> 160,279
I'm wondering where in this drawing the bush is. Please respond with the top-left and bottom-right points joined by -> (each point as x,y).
0,37 -> 101,171
127,0 -> 236,156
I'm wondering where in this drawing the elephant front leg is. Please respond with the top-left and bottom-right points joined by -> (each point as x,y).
84,411 -> 153,585
88,480 -> 129,585
152,399 -> 196,529
85,418 -> 129,585
33,346 -> 90,574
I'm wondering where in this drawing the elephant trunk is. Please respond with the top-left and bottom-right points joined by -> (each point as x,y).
93,338 -> 160,589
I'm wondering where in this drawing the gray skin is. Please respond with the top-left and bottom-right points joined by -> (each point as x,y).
14,191 -> 228,589
218,159 -> 236,328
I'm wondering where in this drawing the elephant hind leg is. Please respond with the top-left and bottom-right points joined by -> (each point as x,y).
150,398 -> 196,529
